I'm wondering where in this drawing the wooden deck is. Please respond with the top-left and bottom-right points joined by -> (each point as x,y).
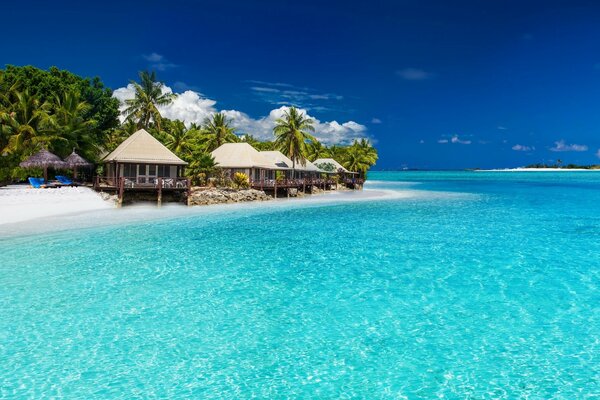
94,176 -> 191,206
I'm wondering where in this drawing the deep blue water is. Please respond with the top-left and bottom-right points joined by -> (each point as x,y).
1,171 -> 599,398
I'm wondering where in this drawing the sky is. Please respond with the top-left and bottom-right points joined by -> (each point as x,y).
2,0 -> 600,169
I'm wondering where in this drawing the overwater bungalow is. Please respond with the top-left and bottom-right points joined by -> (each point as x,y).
94,129 -> 190,204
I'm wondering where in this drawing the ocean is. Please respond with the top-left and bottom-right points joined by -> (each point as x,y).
1,171 -> 599,398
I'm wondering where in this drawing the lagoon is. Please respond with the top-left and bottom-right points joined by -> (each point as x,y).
1,171 -> 599,398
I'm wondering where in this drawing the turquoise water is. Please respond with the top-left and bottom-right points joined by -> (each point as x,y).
1,171 -> 599,398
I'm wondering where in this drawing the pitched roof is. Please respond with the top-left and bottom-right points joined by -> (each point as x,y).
313,158 -> 349,173
260,151 -> 293,169
211,143 -> 278,169
103,129 -> 187,165
260,151 -> 324,172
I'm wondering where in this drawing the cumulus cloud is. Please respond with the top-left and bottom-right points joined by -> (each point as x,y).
113,84 -> 369,145
396,68 -> 434,81
550,140 -> 588,152
141,52 -> 177,71
512,144 -> 534,151
371,118 -> 382,124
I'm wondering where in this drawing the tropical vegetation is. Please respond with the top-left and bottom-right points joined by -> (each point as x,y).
0,66 -> 378,185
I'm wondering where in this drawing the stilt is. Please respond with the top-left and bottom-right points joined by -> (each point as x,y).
117,177 -> 124,208
157,178 -> 162,207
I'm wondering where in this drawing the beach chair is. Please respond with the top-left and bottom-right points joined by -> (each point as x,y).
28,177 -> 44,188
28,177 -> 55,188
55,175 -> 75,186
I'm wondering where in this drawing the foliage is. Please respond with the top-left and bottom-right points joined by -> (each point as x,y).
315,162 -> 336,172
275,170 -> 286,182
273,107 -> 316,169
0,67 -> 378,184
232,172 -> 250,189
201,112 -> 238,152
123,71 -> 175,131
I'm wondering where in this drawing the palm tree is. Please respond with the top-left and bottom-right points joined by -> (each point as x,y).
162,120 -> 201,159
201,112 -> 238,152
51,91 -> 97,158
306,140 -> 331,161
273,107 -> 316,172
122,71 -> 175,131
0,90 -> 54,155
342,140 -> 379,178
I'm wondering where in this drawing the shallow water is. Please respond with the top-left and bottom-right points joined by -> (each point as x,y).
1,171 -> 599,398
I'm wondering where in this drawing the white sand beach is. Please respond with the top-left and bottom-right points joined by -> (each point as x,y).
0,185 -> 113,226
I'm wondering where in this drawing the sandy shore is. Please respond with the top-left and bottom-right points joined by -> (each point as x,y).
0,185 -> 113,226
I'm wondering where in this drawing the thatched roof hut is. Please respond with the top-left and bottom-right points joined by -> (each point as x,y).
19,149 -> 67,182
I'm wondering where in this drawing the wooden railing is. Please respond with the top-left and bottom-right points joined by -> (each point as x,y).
250,178 -> 338,189
94,176 -> 190,190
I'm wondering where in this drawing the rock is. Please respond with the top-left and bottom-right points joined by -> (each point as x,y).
188,188 -> 271,206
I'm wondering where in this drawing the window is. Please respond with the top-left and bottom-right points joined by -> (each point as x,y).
158,165 -> 171,177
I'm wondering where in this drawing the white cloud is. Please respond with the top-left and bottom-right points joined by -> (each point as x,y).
371,118 -> 382,124
512,144 -> 534,151
596,149 -> 600,158
437,134 -> 471,145
113,84 -> 369,145
141,52 -> 177,71
550,140 -> 588,152
451,135 -> 471,144
396,68 -> 434,81
497,126 -> 507,130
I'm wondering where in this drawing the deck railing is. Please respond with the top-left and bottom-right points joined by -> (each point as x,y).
94,176 -> 190,190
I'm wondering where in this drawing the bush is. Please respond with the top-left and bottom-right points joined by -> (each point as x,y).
233,172 -> 249,189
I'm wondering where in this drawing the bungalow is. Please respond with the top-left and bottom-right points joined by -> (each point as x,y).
102,129 -> 187,187
210,142 -> 284,182
95,129 -> 190,204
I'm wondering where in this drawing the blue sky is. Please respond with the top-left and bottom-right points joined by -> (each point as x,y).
3,0 -> 600,169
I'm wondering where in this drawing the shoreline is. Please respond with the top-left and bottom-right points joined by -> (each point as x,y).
0,184 -> 433,239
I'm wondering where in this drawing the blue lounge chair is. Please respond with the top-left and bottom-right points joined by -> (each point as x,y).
28,177 -> 46,188
55,175 -> 74,185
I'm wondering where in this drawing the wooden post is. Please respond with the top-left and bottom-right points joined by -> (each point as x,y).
117,177 -> 124,207
186,178 -> 192,206
274,179 -> 277,198
157,178 -> 162,207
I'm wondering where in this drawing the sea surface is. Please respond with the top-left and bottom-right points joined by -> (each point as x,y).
1,171 -> 599,398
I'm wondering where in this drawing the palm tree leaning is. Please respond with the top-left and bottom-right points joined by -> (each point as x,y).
201,112 -> 238,152
123,71 -> 175,131
273,107 -> 316,175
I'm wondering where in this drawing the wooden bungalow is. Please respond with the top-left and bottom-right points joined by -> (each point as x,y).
313,158 -> 363,188
95,129 -> 190,204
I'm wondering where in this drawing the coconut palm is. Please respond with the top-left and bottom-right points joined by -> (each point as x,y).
0,90 -> 54,155
163,120 -> 201,159
51,91 -> 97,158
201,112 -> 238,152
122,71 -> 175,131
306,140 -> 331,161
342,140 -> 378,178
273,107 -> 316,171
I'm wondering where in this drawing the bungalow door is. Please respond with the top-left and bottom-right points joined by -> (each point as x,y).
137,164 -> 158,185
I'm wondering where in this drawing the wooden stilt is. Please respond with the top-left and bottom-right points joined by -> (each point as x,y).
157,178 -> 162,207
117,177 -> 124,208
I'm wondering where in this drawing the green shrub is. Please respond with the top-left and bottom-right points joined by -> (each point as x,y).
233,172 -> 249,189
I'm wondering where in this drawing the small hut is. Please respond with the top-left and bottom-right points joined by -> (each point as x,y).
64,150 -> 93,180
19,149 -> 67,183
